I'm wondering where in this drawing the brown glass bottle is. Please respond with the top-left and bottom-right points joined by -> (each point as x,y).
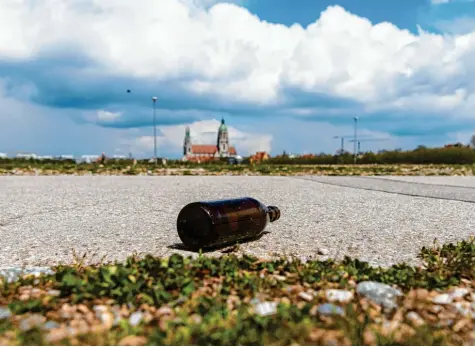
176,197 -> 280,251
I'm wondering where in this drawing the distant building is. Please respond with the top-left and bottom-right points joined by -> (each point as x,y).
77,155 -> 100,164
298,154 -> 316,159
56,155 -> 75,160
16,152 -> 37,159
445,143 -> 469,148
250,151 -> 269,164
182,118 -> 238,163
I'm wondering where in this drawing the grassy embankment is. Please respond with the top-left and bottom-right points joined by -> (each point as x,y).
0,238 -> 474,345
1,161 -> 475,176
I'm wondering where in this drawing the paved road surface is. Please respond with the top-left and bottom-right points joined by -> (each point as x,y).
1,176 -> 474,268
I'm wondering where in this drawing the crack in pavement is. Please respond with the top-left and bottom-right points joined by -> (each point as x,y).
365,176 -> 475,190
292,176 -> 475,204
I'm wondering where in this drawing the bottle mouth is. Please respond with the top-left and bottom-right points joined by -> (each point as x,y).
267,206 -> 280,222
176,204 -> 214,249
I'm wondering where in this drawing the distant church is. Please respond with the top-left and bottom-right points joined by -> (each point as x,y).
182,118 -> 237,162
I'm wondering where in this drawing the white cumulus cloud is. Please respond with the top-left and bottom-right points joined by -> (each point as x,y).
1,0 -> 474,117
96,110 -> 122,121
1,0 -> 475,156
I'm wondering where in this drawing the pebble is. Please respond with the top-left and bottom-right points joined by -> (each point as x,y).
129,311 -> 143,327
406,311 -> 425,327
45,328 -> 69,343
317,248 -> 329,256
19,314 -> 46,331
43,321 -> 60,330
430,305 -> 443,313
317,304 -> 345,316
118,335 -> 147,346
273,275 -> 286,281
452,302 -> 474,318
432,293 -> 452,305
93,305 -> 109,314
47,289 -> 61,297
325,289 -> 354,303
251,299 -> 278,316
98,312 -> 114,329
356,281 -> 403,309
156,306 -> 173,317
432,288 -> 471,305
298,292 -> 314,302
450,288 -> 469,300
0,307 -> 12,320
110,306 -> 123,326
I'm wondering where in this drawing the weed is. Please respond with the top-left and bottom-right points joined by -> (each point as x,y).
0,238 -> 473,345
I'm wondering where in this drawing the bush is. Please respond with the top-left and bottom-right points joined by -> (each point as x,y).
268,147 -> 475,165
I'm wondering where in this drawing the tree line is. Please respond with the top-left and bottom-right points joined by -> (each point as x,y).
1,141 -> 475,167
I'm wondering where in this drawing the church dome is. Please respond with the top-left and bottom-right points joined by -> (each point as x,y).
218,118 -> 227,132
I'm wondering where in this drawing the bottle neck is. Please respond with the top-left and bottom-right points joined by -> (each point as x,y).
266,206 -> 280,222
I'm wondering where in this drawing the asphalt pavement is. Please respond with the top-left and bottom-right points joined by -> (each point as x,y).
1,175 -> 474,268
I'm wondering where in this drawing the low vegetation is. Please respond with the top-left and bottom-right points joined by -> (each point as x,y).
0,238 -> 473,345
0,161 -> 474,176
1,146 -> 475,176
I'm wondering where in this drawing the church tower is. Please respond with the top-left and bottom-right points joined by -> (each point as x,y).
217,118 -> 229,156
183,126 -> 192,156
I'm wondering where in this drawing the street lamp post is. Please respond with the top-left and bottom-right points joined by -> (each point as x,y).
353,116 -> 358,164
332,136 -> 345,154
152,96 -> 157,163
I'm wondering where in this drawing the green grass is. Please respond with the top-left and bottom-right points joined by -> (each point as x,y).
0,237 -> 473,345
1,159 -> 475,177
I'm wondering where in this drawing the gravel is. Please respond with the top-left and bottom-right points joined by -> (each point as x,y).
0,176 -> 474,269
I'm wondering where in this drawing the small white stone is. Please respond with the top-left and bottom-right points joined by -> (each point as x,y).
129,311 -> 143,327
253,301 -> 278,316
450,288 -> 469,300
432,293 -> 452,305
0,307 -> 11,320
317,248 -> 329,255
356,281 -> 403,309
43,321 -> 60,331
19,314 -> 46,331
298,292 -> 314,302
326,289 -> 354,303
317,303 -> 344,316
452,302 -> 474,318
406,311 -> 424,326
93,305 -> 108,314
47,289 -> 61,297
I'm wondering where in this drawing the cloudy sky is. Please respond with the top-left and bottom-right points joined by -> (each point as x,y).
1,0 -> 474,158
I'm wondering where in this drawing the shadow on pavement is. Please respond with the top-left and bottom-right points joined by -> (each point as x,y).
168,231 -> 271,253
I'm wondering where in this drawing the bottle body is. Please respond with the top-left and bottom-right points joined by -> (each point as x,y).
176,197 -> 280,250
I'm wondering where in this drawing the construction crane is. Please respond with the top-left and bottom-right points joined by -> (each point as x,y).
332,135 -> 373,154
348,138 -> 390,154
